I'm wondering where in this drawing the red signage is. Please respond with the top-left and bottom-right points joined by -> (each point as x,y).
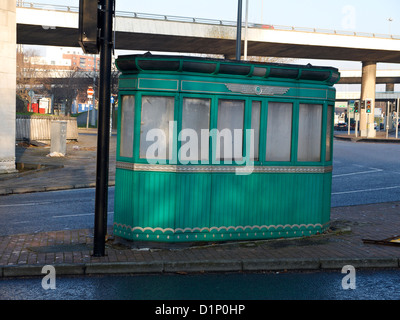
87,88 -> 94,96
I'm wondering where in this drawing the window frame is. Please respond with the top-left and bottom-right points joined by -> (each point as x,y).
117,92 -> 136,163
178,94 -> 212,165
212,96 -> 248,165
118,94 -> 136,159
264,99 -> 294,164
324,103 -> 334,164
295,99 -> 327,165
117,90 -> 332,167
248,99 -> 262,163
262,98 -> 296,166
136,92 -> 178,165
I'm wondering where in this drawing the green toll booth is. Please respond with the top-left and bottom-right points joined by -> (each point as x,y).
113,54 -> 340,242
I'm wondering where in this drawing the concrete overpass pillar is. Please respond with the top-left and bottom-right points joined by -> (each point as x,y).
0,1 -> 16,173
360,61 -> 376,138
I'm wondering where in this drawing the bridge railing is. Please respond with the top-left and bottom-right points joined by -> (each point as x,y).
16,2 -> 400,40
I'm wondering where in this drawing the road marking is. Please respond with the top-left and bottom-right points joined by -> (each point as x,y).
52,212 -> 114,218
332,169 -> 383,178
0,201 -> 52,208
332,185 -> 400,195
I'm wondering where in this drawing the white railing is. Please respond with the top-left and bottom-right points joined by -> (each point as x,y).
16,2 -> 400,40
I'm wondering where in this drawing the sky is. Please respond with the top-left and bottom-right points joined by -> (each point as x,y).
24,0 -> 400,74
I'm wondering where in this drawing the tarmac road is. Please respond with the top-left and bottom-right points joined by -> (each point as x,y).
0,188 -> 114,236
331,139 -> 400,207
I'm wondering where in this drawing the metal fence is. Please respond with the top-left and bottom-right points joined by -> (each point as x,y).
16,115 -> 78,142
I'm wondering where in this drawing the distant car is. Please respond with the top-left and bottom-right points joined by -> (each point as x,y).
334,123 -> 348,131
261,25 -> 274,29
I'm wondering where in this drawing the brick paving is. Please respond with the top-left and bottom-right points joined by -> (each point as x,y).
1,129 -> 400,276
0,200 -> 400,271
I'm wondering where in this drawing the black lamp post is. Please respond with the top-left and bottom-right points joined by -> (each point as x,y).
236,0 -> 243,60
93,0 -> 114,257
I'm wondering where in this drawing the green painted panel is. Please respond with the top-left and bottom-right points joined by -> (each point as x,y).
118,78 -> 137,90
114,169 -> 134,238
113,169 -> 331,242
175,173 -> 211,230
138,78 -> 179,91
181,80 -> 228,94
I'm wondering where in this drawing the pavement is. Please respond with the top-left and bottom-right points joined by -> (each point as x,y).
334,129 -> 400,143
1,128 -> 400,278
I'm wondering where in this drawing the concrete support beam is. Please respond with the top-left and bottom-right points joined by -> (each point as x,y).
386,83 -> 395,92
0,0 -> 16,173
360,61 -> 377,138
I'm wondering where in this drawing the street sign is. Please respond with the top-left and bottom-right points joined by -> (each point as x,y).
87,87 -> 94,97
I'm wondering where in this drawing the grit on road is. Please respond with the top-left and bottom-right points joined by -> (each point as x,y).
331,139 -> 400,207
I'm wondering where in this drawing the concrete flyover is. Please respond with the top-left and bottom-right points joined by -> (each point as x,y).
339,69 -> 400,93
16,4 -> 400,63
337,91 -> 400,101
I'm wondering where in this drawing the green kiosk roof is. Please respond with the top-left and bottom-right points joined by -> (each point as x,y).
116,54 -> 340,85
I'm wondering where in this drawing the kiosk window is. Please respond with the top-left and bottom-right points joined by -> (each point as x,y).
140,96 -> 175,159
298,103 -> 322,162
266,102 -> 292,162
251,101 -> 261,161
326,105 -> 333,161
120,95 -> 135,158
216,99 -> 244,161
181,98 -> 210,162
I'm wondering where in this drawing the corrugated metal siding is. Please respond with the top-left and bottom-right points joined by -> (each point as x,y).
209,173 -> 327,228
133,171 -> 176,231
175,173 -> 211,231
114,169 -> 134,237
114,169 -> 331,241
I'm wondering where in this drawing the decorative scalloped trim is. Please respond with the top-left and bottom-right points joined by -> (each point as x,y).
113,221 -> 329,241
113,222 -> 325,234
